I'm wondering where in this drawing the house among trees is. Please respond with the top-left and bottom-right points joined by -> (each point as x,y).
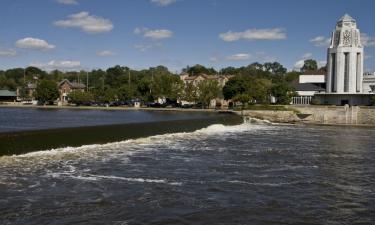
0,90 -> 17,102
180,73 -> 234,108
180,73 -> 233,88
58,79 -> 86,103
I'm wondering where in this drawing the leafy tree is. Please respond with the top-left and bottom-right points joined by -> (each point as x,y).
196,80 -> 221,108
271,82 -> 296,105
263,62 -> 287,76
117,84 -> 136,101
223,76 -> 248,100
284,71 -> 301,83
68,91 -> 93,104
183,64 -> 217,75
34,80 -> 59,104
223,76 -> 272,104
301,59 -> 318,72
182,82 -> 198,103
233,93 -> 253,109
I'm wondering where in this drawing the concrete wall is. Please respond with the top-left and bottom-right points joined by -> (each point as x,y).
238,106 -> 375,125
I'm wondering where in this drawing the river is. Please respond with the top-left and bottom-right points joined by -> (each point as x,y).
0,108 -> 374,224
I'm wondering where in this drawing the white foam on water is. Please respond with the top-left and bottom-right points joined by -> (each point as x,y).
0,122 -> 280,166
55,173 -> 182,186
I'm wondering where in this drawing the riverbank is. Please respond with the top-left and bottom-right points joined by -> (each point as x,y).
0,103 -> 217,113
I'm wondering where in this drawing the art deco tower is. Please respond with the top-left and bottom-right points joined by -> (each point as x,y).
326,14 -> 364,94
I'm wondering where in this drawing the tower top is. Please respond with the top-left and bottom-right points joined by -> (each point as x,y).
339,14 -> 355,22
337,14 -> 357,28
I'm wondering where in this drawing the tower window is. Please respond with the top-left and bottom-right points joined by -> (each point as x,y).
344,53 -> 349,92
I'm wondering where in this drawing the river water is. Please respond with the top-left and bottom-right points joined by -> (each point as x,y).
0,110 -> 374,224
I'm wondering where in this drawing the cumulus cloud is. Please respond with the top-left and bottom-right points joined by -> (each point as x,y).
310,36 -> 331,47
150,0 -> 177,6
30,60 -> 81,71
293,53 -> 314,71
134,27 -> 173,40
219,28 -> 286,42
361,33 -> 375,47
226,53 -> 250,61
0,49 -> 17,57
54,11 -> 114,34
15,37 -> 56,51
96,50 -> 116,56
56,0 -> 78,5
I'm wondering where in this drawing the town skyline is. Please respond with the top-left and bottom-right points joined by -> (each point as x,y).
0,0 -> 375,72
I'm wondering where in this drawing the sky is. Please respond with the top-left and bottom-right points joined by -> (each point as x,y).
0,0 -> 375,73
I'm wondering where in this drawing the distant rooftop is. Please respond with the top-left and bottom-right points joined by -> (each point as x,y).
0,90 -> 17,97
302,70 -> 326,76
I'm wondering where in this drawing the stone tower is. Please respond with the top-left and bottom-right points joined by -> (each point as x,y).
326,14 -> 364,94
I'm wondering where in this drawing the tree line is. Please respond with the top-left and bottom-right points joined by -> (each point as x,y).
0,59 -> 324,106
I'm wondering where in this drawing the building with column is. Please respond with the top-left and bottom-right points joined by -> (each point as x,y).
315,14 -> 375,105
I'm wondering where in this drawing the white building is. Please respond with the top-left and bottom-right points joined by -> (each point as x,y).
292,70 -> 326,105
326,14 -> 364,94
315,14 -> 375,105
363,72 -> 375,93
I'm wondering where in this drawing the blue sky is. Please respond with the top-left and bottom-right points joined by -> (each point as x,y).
0,0 -> 374,72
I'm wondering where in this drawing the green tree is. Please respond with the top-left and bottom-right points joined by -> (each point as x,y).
196,80 -> 221,108
233,93 -> 253,109
263,62 -> 287,76
34,80 -> 59,105
271,82 -> 296,105
68,91 -> 93,104
301,59 -> 318,72
117,85 -> 136,101
183,64 -> 217,75
182,82 -> 198,103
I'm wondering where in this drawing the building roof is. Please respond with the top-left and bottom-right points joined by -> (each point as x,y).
182,74 -> 234,81
293,83 -> 326,92
0,90 -> 17,97
302,70 -> 326,75
339,14 -> 355,23
58,79 -> 86,89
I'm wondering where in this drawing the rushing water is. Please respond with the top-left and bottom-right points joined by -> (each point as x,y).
0,121 -> 374,224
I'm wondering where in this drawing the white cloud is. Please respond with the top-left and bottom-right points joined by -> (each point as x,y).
293,53 -> 315,71
0,49 -> 17,57
134,43 -> 163,52
318,60 -> 327,68
150,0 -> 177,6
56,0 -> 78,5
226,53 -> 250,61
15,37 -> 56,51
134,27 -> 173,40
365,54 -> 373,60
30,60 -> 81,71
54,11 -> 114,34
361,33 -> 375,47
310,36 -> 331,47
96,50 -> 116,56
302,53 -> 313,59
219,28 -> 286,42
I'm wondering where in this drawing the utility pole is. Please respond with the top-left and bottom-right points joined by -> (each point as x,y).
23,68 -> 26,85
128,70 -> 131,89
